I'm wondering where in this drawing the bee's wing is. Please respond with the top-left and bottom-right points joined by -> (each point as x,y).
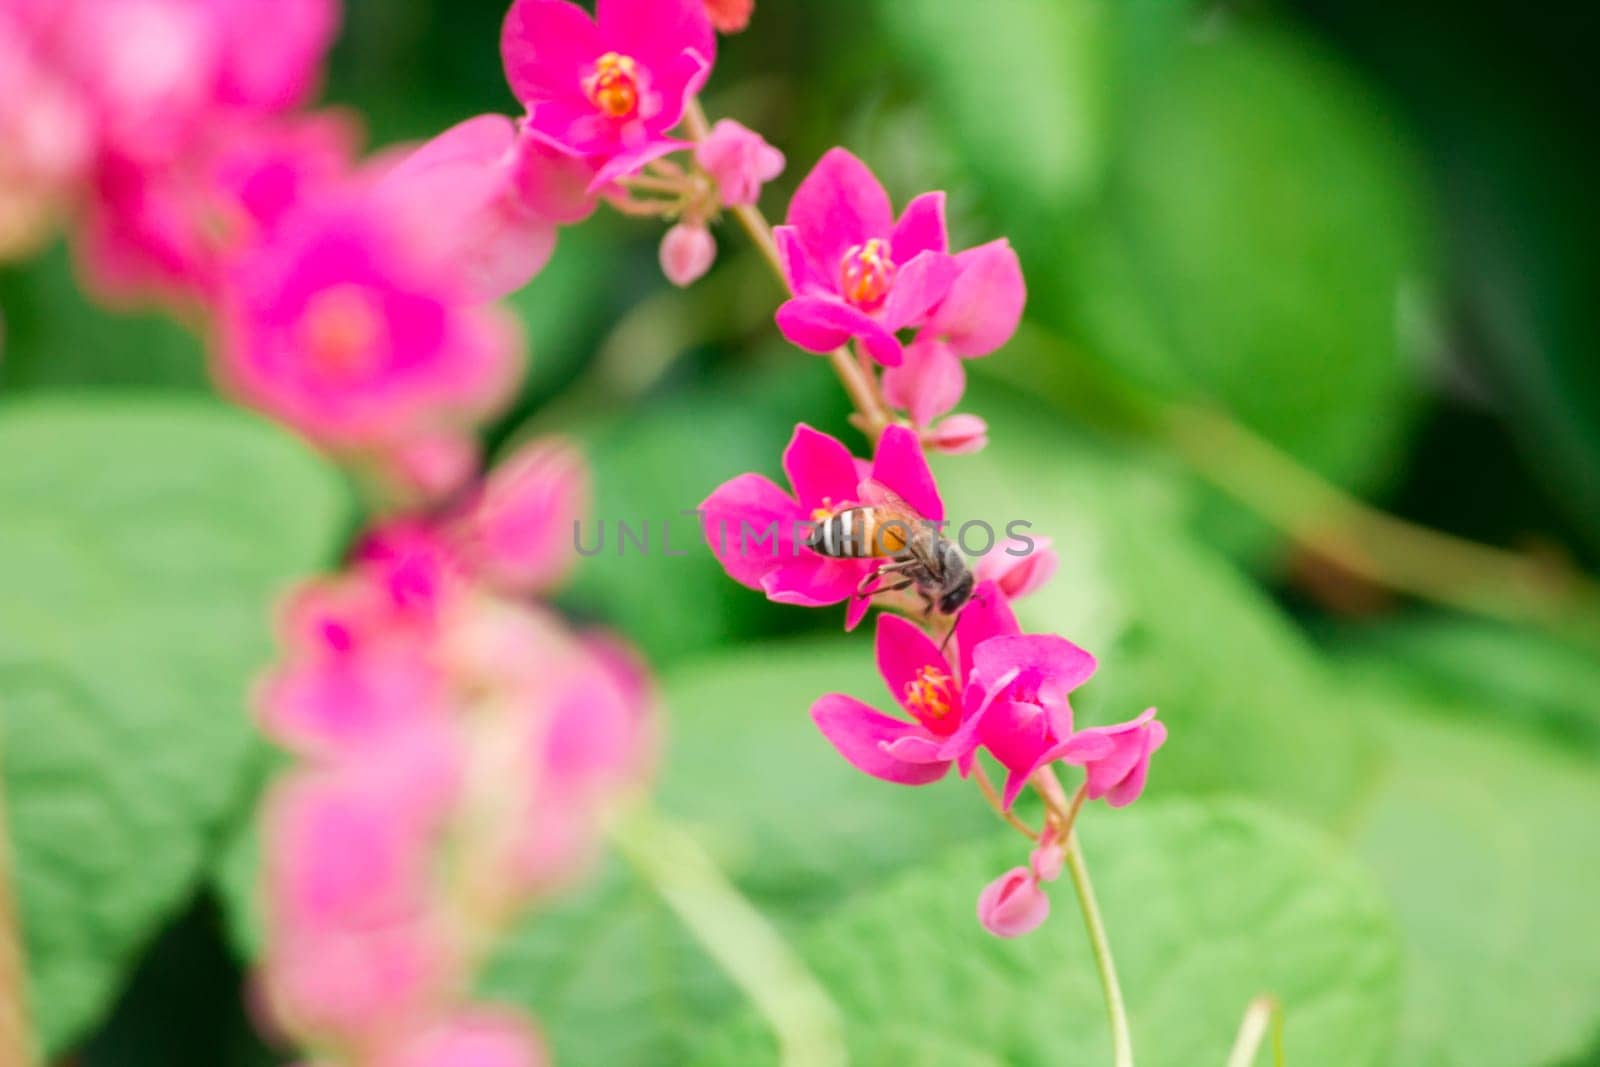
858,480 -> 921,522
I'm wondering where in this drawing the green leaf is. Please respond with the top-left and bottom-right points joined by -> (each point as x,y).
698,800 -> 1402,1066
0,396 -> 347,1053
1339,661 -> 1600,1066
873,0 -> 1116,218
940,381 -> 1380,828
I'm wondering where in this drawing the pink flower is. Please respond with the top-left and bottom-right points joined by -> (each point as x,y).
882,337 -> 965,426
703,0 -> 753,34
974,536 -> 1059,601
256,575 -> 454,763
0,10 -> 94,258
810,583 -> 1020,785
375,1010 -> 548,1067
774,149 -> 958,366
976,865 -> 1049,938
500,0 -> 715,187
659,221 -> 715,286
938,632 -> 1098,807
78,110 -> 358,305
694,118 -> 783,206
1053,707 -> 1166,808
379,113 -> 597,302
452,436 -> 590,595
700,423 -> 942,627
215,191 -> 523,448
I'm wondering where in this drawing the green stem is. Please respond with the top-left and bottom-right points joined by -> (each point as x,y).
611,808 -> 846,1067
1224,995 -> 1283,1067
1065,833 -> 1134,1067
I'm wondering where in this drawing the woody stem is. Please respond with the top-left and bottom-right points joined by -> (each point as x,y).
683,98 -> 894,443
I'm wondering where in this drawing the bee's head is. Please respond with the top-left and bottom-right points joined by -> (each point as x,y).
939,567 -> 974,615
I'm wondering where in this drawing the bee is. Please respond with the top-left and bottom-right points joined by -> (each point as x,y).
805,487 -> 974,617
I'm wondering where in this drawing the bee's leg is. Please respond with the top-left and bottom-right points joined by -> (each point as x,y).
875,578 -> 916,594
856,560 -> 915,598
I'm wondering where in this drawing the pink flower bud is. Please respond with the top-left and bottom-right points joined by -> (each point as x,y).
1061,708 -> 1167,808
924,413 -> 988,455
659,222 -> 716,287
695,119 -> 784,206
883,337 -> 965,426
977,866 -> 1050,938
704,0 -> 754,34
975,535 -> 1059,601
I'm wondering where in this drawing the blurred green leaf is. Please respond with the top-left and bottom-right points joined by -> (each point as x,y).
1340,666 -> 1600,1066
0,245 -> 208,392
697,800 -> 1401,1066
873,0 -> 1115,217
941,381 -> 1380,828
0,397 -> 346,1053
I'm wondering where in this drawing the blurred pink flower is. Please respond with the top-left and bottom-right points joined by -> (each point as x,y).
500,0 -> 715,187
78,110 -> 358,305
881,337 -> 965,426
700,423 -> 942,626
773,148 -> 958,367
452,436 -> 590,595
694,118 -> 782,206
1051,707 -> 1166,808
215,192 -> 523,448
375,1010 -> 548,1067
659,221 -> 716,286
379,113 -> 597,302
702,0 -> 752,34
976,865 -> 1049,938
0,10 -> 94,258
923,413 -> 988,456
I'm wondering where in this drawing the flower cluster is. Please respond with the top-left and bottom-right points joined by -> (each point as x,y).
256,438 -> 655,1063
697,150 -> 1163,937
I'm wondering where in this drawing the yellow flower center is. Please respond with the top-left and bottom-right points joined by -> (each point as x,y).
302,285 -> 383,381
584,52 -> 642,119
839,238 -> 894,310
905,664 -> 954,720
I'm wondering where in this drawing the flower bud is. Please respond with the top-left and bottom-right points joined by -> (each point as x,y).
659,222 -> 716,287
694,119 -> 784,206
924,413 -> 988,455
976,865 -> 1050,938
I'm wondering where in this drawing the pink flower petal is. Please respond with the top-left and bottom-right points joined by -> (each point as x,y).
696,118 -> 784,206
975,537 -> 1058,601
588,137 -> 692,191
810,693 -> 950,785
774,224 -> 831,295
880,249 -> 960,333
868,424 -> 944,522
775,295 -> 903,365
761,555 -> 870,607
783,423 -> 861,510
783,147 -> 893,275
501,0 -> 603,104
925,414 -> 989,455
954,580 -> 1022,683
973,634 -> 1097,695
700,472 -> 802,589
930,238 -> 1026,357
883,337 -> 966,425
599,0 -> 716,84
889,191 -> 948,263
875,613 -> 956,727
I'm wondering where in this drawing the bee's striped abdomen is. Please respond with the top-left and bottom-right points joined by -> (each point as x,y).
808,508 -> 908,559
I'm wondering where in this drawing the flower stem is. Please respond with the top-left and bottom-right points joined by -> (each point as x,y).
1224,995 -> 1283,1067
1064,832 -> 1134,1067
611,807 -> 847,1067
684,98 -> 895,442
972,763 -> 1041,841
